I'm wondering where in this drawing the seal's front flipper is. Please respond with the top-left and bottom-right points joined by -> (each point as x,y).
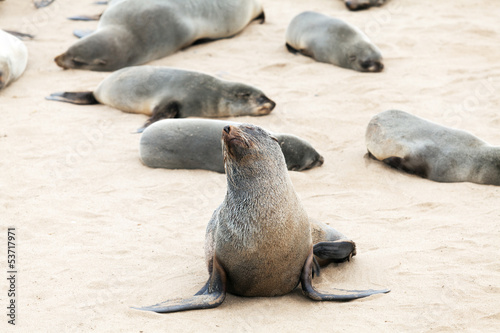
286,43 -> 299,54
301,250 -> 390,301
94,1 -> 109,4
254,11 -> 265,24
73,29 -> 94,39
140,101 -> 181,131
45,91 -> 99,105
286,43 -> 313,58
67,14 -> 102,21
382,156 -> 429,179
34,0 -> 55,8
133,256 -> 227,313
313,240 -> 356,265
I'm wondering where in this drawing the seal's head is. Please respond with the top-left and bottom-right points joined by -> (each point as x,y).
0,61 -> 11,90
278,134 -> 324,171
222,124 -> 285,180
54,29 -> 131,72
349,44 -> 384,73
220,84 -> 276,117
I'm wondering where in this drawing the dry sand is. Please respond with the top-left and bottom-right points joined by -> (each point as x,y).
1,0 -> 499,332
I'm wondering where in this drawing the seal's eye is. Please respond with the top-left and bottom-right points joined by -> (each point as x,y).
236,92 -> 251,99
271,135 -> 279,143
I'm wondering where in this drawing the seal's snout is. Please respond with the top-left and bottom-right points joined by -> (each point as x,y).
317,155 -> 325,166
54,53 -> 68,69
361,60 -> 384,72
257,95 -> 276,115
0,71 -> 5,90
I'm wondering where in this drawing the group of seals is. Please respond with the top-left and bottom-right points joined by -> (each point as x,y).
139,119 -> 324,173
286,11 -> 384,72
55,0 -> 265,71
135,124 -> 389,313
46,66 -> 275,131
366,110 -> 500,186
0,29 -> 28,90
343,0 -> 388,11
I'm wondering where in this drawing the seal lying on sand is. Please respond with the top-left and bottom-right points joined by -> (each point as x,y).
135,124 -> 389,313
0,30 -> 28,90
55,0 -> 265,71
139,119 -> 324,173
344,0 -> 388,11
366,110 -> 500,186
286,11 -> 383,72
46,66 -> 275,130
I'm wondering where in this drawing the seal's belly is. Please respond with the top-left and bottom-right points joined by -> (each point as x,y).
217,238 -> 311,297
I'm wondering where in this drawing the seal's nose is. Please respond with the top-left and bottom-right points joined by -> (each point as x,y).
223,125 -> 231,134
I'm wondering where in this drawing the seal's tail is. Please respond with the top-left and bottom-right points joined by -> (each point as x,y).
45,91 -> 99,105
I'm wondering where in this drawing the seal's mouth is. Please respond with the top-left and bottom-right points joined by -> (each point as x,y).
361,60 -> 384,72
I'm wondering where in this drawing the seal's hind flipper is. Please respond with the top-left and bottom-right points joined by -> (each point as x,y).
67,14 -> 102,21
133,255 -> 227,313
4,30 -> 35,40
313,240 -> 356,264
73,29 -> 94,39
140,101 -> 181,131
46,91 -> 99,105
301,250 -> 390,301
34,0 -> 55,8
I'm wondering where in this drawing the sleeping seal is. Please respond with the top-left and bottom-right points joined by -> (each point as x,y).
134,123 -> 389,313
366,110 -> 500,186
139,119 -> 324,172
0,30 -> 28,90
286,11 -> 383,72
344,0 -> 388,11
46,66 -> 276,130
55,0 -> 265,71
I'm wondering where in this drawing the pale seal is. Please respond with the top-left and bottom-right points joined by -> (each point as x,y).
55,0 -> 265,71
0,30 -> 28,90
344,0 -> 388,11
286,11 -> 384,72
139,119 -> 324,173
46,66 -> 275,130
366,110 -> 500,185
135,124 -> 389,313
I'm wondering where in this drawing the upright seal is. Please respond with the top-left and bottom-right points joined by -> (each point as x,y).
366,110 -> 500,185
139,119 -> 324,172
55,0 -> 265,71
0,30 -> 28,90
286,11 -> 383,72
135,124 -> 389,313
46,66 -> 275,130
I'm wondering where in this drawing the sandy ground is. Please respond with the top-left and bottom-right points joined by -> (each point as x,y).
1,0 -> 500,332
